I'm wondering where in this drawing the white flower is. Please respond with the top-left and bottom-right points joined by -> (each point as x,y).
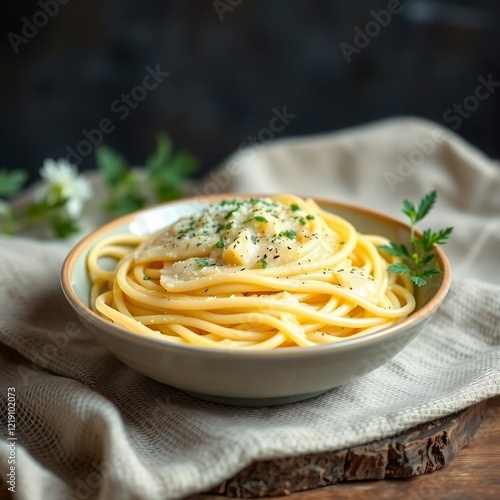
38,159 -> 92,219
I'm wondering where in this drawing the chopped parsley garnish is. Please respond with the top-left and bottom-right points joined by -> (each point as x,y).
143,275 -> 151,280
250,197 -> 273,206
194,258 -> 209,268
290,203 -> 300,212
254,216 -> 268,223
278,229 -> 296,240
306,214 -> 315,220
259,259 -> 268,269
215,236 -> 224,249
179,224 -> 195,235
225,221 -> 233,229
225,208 -> 239,219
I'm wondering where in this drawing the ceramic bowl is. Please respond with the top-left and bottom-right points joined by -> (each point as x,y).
61,195 -> 451,406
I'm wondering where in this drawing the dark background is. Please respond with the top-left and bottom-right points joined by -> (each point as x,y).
1,0 -> 500,184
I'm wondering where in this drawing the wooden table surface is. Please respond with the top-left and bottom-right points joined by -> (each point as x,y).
196,396 -> 500,500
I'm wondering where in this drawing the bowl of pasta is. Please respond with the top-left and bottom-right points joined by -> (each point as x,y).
61,194 -> 451,406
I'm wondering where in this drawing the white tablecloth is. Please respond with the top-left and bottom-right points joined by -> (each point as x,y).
1,117 -> 499,499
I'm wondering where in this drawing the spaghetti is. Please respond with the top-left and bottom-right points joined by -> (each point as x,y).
88,194 -> 415,349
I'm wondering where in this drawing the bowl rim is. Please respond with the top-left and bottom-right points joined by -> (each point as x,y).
61,193 -> 451,358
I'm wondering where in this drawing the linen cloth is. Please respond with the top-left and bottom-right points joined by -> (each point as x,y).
1,117 -> 499,500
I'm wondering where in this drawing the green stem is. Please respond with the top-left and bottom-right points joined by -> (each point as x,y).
409,223 -> 421,279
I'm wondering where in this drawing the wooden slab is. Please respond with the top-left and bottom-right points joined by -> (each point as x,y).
212,402 -> 486,498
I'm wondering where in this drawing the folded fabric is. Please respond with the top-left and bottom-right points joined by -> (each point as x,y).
1,117 -> 499,500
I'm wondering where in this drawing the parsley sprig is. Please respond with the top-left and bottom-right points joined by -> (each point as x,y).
379,191 -> 453,287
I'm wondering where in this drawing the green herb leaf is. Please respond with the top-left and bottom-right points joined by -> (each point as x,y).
146,133 -> 199,203
96,146 -> 128,187
0,203 -> 14,220
278,229 -> 296,240
419,253 -> 436,266
387,262 -> 412,274
0,169 -> 27,198
195,258 -> 209,268
402,198 -> 416,224
215,235 -> 224,249
290,203 -> 300,212
424,227 -> 454,247
143,275 -> 151,281
26,197 -> 67,218
410,276 -> 427,287
415,190 -> 437,223
306,214 -> 315,220
51,216 -> 80,238
105,193 -> 145,216
155,186 -> 184,203
420,268 -> 443,278
145,133 -> 173,177
383,191 -> 453,287
259,259 -> 268,269
254,216 -> 268,223
225,204 -> 242,219
379,242 -> 410,259
179,224 -> 195,235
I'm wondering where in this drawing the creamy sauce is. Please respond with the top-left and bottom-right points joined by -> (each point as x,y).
132,197 -> 382,303
136,198 -> 337,282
